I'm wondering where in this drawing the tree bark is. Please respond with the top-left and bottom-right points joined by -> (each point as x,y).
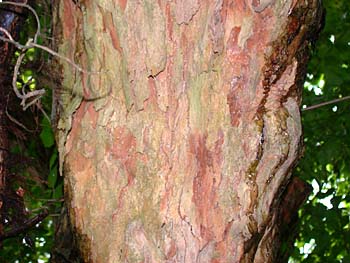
53,0 -> 323,262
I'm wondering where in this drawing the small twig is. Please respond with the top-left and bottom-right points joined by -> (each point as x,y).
21,77 -> 34,91
34,100 -> 51,123
302,95 -> 350,112
31,42 -> 87,73
49,214 -> 61,217
0,35 -> 26,49
12,52 -> 27,99
29,206 -> 49,212
0,34 -> 99,73
21,90 -> 46,110
31,42 -> 105,75
0,27 -> 14,41
6,108 -> 35,132
36,198 -> 64,203
0,209 -> 49,241
5,94 -> 35,132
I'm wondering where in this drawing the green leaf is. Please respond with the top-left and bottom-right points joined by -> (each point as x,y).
39,118 -> 54,148
53,183 -> 63,200
49,150 -> 58,170
47,164 -> 58,188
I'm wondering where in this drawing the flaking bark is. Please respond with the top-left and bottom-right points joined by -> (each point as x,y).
53,0 -> 323,262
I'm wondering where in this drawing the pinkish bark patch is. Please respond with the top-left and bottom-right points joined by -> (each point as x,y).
118,0 -> 127,11
190,132 -> 224,243
62,0 -> 76,39
109,127 -> 137,181
175,0 -> 200,25
103,12 -> 123,53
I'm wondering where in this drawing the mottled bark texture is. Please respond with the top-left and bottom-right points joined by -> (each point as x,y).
53,0 -> 323,262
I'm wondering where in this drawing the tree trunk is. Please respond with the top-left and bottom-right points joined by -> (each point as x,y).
53,0 -> 323,262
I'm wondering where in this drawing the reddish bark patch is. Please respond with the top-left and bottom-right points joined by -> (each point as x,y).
87,103 -> 98,129
166,239 -> 177,260
225,27 -> 248,127
65,103 -> 95,191
103,12 -> 123,53
118,0 -> 127,11
110,127 -> 136,163
65,101 -> 87,154
144,77 -> 157,109
190,133 -> 211,240
109,127 -> 137,219
62,0 -> 76,39
190,131 -> 224,242
180,30 -> 193,85
227,83 -> 242,127
225,8 -> 277,127
214,219 -> 235,259
174,0 -> 200,25
226,27 -> 245,69
165,3 -> 174,41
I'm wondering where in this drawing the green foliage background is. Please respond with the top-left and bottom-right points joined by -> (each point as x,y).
0,0 -> 349,262
290,0 -> 350,262
0,1 -> 62,262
